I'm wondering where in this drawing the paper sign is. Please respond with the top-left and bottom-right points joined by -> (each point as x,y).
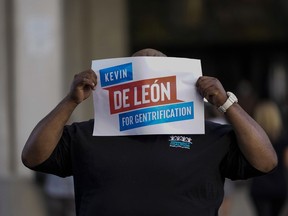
92,57 -> 204,136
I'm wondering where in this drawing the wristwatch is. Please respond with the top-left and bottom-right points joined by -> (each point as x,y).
218,92 -> 238,113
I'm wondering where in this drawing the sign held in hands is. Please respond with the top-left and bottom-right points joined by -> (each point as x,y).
92,57 -> 204,136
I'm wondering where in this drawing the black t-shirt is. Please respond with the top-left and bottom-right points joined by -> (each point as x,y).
33,120 -> 265,216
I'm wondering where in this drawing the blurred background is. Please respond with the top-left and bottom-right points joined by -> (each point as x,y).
1,0 -> 288,215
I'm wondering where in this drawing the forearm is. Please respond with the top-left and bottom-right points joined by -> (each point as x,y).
22,96 -> 78,168
225,103 -> 278,172
196,76 -> 277,172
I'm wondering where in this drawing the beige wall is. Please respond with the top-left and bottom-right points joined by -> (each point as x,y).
64,0 -> 129,121
13,0 -> 64,176
0,0 -> 10,177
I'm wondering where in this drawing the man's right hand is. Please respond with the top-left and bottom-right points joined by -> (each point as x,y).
67,69 -> 97,104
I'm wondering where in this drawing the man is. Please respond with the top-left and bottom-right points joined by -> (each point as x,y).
22,48 -> 277,216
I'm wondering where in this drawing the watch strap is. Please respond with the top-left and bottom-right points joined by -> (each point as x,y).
218,92 -> 238,113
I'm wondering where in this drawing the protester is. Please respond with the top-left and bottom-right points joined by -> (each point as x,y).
22,48 -> 277,216
250,100 -> 288,216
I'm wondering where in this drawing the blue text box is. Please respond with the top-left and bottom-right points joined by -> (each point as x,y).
100,62 -> 133,87
119,102 -> 194,131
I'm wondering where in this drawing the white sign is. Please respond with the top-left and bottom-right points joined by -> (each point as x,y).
92,57 -> 204,136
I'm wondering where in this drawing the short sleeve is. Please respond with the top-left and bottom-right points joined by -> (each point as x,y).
220,131 -> 267,180
31,125 -> 73,177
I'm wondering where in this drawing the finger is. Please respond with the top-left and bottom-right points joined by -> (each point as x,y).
86,70 -> 97,89
86,69 -> 97,79
77,70 -> 97,89
196,77 -> 215,97
81,77 -> 96,90
203,85 -> 219,100
196,76 -> 206,87
198,76 -> 217,87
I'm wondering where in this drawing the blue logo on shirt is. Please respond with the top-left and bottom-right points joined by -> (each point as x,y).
169,136 -> 192,149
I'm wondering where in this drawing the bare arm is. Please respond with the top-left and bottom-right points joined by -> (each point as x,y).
196,76 -> 277,173
22,69 -> 97,168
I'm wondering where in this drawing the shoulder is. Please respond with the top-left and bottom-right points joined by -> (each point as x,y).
67,119 -> 94,128
64,119 -> 94,135
205,120 -> 233,136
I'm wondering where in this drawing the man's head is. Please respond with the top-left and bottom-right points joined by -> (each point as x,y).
132,48 -> 167,57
